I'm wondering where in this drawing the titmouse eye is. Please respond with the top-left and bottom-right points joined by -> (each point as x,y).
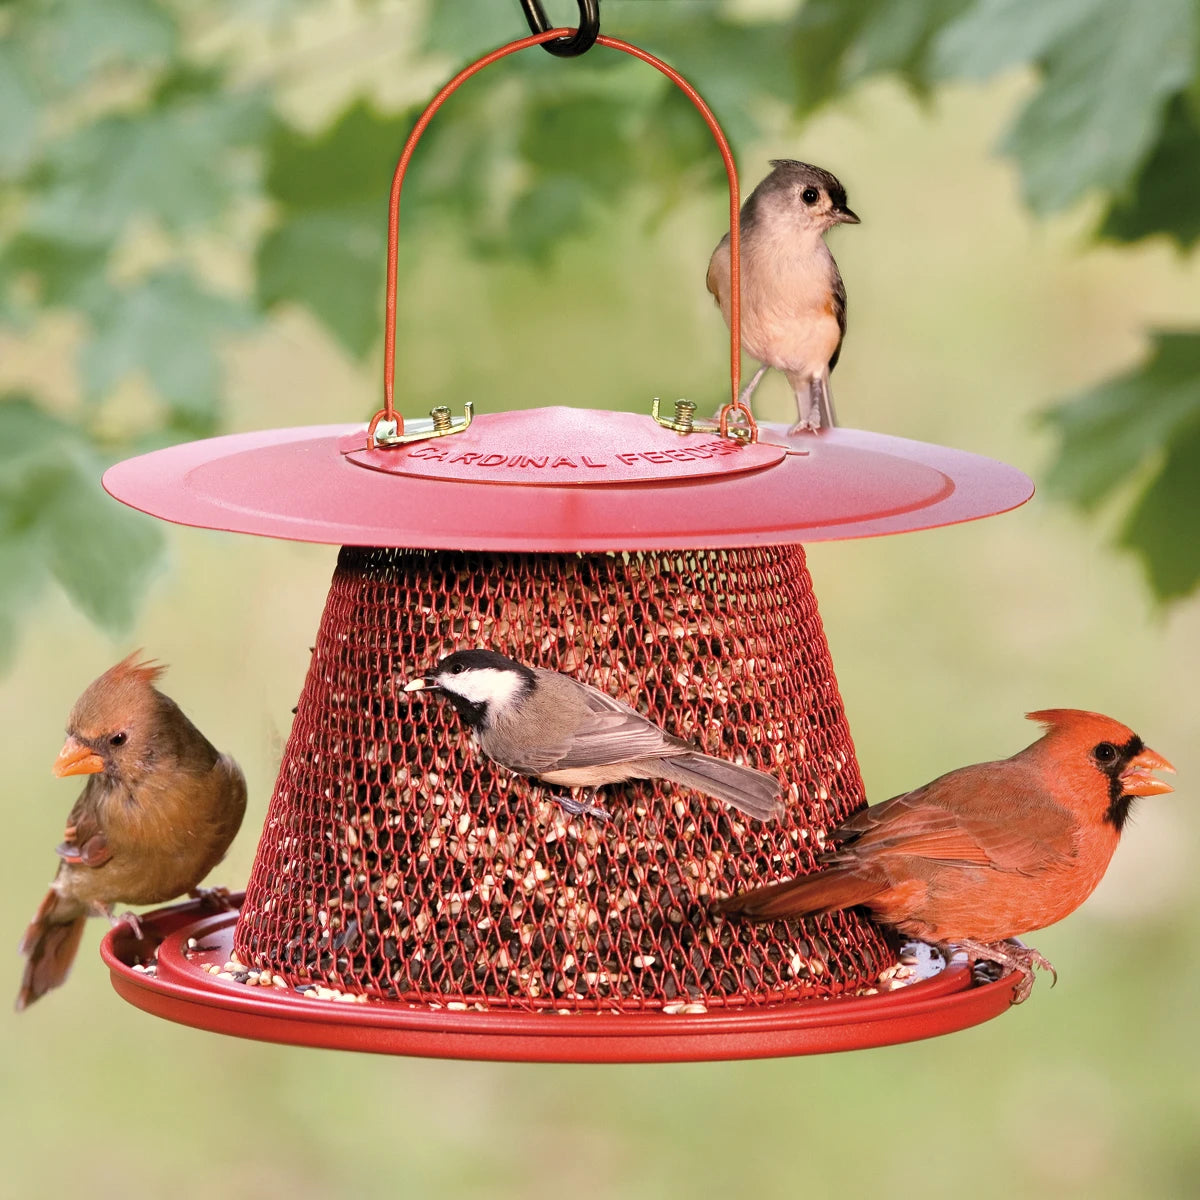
801,187 -> 819,205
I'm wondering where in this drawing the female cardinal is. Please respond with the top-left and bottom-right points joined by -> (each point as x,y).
16,653 -> 246,1010
717,710 -> 1175,1001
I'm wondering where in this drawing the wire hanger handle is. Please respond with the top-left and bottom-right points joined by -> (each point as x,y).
371,28 -> 752,445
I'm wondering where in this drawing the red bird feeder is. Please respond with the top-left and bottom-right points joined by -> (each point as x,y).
98,27 -> 1032,1061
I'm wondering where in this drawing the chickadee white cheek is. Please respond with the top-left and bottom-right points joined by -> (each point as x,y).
440,667 -> 528,710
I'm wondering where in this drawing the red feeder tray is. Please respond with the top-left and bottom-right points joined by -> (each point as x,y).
101,897 -> 1019,1062
93,27 -> 1036,1059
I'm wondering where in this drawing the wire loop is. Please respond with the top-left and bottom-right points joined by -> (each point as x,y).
519,0 -> 600,57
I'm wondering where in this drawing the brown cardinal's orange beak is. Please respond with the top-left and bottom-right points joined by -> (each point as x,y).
1120,747 -> 1176,797
53,736 -> 104,778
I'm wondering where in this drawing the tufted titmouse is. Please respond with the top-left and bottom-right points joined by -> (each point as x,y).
707,159 -> 859,433
403,649 -> 783,822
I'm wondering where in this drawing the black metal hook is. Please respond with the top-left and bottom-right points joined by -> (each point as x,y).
520,0 -> 600,57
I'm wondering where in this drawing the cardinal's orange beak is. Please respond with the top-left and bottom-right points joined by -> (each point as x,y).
1120,747 -> 1175,797
53,736 -> 104,778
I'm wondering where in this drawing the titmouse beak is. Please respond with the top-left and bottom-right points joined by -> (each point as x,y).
1119,747 -> 1176,797
53,736 -> 104,778
833,206 -> 860,225
402,676 -> 437,693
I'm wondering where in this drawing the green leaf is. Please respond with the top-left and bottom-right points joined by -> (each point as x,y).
0,234 -> 110,309
1042,332 -> 1200,511
42,457 -> 163,629
635,83 -> 725,195
1099,93 -> 1200,249
606,7 -> 795,145
0,395 -> 163,642
257,206 -> 385,359
1119,417 -> 1200,601
937,0 -> 1197,213
27,79 -> 268,244
79,269 -> 255,423
32,0 -> 177,92
1043,332 -> 1200,602
421,1 -> 520,60
264,100 -> 412,211
0,40 -> 40,176
520,93 -> 632,202
0,532 -> 48,671
507,175 -> 593,263
257,102 -> 416,357
791,0 -> 971,113
932,0 -> 1095,79
0,400 -> 76,518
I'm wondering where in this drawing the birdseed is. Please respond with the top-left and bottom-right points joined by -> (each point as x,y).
232,547 -> 895,1011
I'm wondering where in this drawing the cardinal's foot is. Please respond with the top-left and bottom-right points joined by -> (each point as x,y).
953,938 -> 1057,1004
189,886 -> 235,912
103,908 -> 145,941
1004,937 -> 1058,990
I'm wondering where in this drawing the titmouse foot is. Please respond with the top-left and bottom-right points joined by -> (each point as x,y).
554,789 -> 611,821
788,376 -> 835,434
189,886 -> 236,912
787,384 -> 821,434
787,417 -> 818,436
717,364 -> 769,418
738,363 -> 769,410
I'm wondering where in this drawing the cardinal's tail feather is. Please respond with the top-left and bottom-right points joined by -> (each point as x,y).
716,867 -> 885,922
658,753 -> 783,822
16,888 -> 87,1011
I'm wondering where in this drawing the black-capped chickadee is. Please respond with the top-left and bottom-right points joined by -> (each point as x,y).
403,649 -> 783,822
707,159 -> 859,433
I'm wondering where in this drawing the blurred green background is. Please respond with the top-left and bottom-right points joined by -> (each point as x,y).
2,1 -> 1199,1197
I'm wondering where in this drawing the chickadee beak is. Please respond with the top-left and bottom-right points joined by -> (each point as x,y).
53,736 -> 104,778
1119,747 -> 1175,797
402,676 -> 438,693
833,206 -> 860,225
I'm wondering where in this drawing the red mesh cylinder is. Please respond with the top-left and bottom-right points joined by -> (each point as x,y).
234,545 -> 894,1010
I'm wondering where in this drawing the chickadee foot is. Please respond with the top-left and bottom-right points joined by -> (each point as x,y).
189,885 -> 235,912
952,938 -> 1057,1004
555,790 -> 611,821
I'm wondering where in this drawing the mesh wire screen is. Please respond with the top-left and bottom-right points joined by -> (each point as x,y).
235,545 -> 893,1010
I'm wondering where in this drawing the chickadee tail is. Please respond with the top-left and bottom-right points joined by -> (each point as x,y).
716,867 -> 885,922
15,889 -> 87,1012
659,752 -> 784,822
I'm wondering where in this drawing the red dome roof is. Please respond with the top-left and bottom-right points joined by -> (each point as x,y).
102,407 -> 1033,551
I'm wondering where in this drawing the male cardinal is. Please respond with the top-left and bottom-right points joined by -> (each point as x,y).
717,710 -> 1175,1000
16,653 -> 246,1010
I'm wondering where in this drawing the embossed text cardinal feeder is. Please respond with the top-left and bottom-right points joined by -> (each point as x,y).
100,14 -> 1033,1061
